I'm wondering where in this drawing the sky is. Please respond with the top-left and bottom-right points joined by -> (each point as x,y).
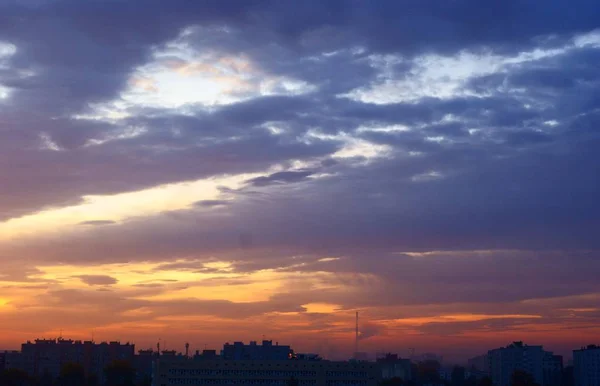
0,0 -> 599,363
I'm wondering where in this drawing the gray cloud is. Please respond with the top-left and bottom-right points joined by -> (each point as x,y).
78,220 -> 117,226
194,200 -> 231,208
246,170 -> 315,187
76,275 -> 118,286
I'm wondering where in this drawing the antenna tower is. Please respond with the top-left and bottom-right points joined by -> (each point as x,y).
355,311 -> 359,357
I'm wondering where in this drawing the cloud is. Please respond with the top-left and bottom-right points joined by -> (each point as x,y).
359,322 -> 385,340
78,220 -> 117,226
76,275 -> 118,286
245,170 -> 315,187
193,200 -> 231,208
153,260 -> 207,271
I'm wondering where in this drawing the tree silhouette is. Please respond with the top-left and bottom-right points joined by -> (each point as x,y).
286,376 -> 299,386
464,375 -> 478,386
416,360 -> 441,384
104,360 -> 135,386
511,370 -> 539,386
378,377 -> 405,386
137,375 -> 152,386
57,362 -> 86,386
38,370 -> 54,386
478,376 -> 494,386
0,369 -> 33,386
87,373 -> 99,386
451,366 -> 466,386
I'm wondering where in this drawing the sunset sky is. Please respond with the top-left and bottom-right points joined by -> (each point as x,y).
1,0 -> 600,363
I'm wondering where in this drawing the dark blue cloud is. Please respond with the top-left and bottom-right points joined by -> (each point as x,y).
246,170 -> 315,187
0,0 -> 599,270
194,200 -> 231,208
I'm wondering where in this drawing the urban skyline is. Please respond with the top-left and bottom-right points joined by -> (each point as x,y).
0,337 -> 587,365
1,0 -> 600,371
2,336 -> 599,385
1,333 -> 597,365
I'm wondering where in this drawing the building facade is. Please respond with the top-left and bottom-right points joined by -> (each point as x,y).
153,357 -> 380,386
222,341 -> 292,361
573,345 -> 600,386
1,350 -> 25,372
19,338 -> 134,382
542,352 -> 563,386
135,349 -> 159,384
376,353 -> 412,381
487,342 -> 549,386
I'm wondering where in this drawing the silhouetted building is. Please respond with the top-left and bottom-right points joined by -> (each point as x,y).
467,354 -> 489,373
134,349 -> 158,384
160,350 -> 178,357
543,352 -> 563,386
562,365 -> 574,386
486,341 -> 558,386
0,350 -> 24,371
376,353 -> 412,381
20,338 -> 134,383
438,367 -> 452,381
153,357 -> 380,386
222,340 -> 292,360
293,353 -> 322,361
194,349 -> 219,360
573,344 -> 600,386
465,367 -> 489,382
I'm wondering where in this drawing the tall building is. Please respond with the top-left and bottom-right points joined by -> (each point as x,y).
20,338 -> 134,382
543,352 -> 563,386
376,353 -> 412,381
135,349 -> 159,384
152,356 -> 380,386
573,344 -> 600,386
486,341 -> 556,386
221,340 -> 292,361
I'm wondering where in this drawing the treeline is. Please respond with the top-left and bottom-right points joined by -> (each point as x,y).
378,360 -> 495,386
0,360 -> 150,386
378,360 -> 574,386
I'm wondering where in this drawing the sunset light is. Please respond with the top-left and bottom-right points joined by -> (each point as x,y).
1,2 -> 600,386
